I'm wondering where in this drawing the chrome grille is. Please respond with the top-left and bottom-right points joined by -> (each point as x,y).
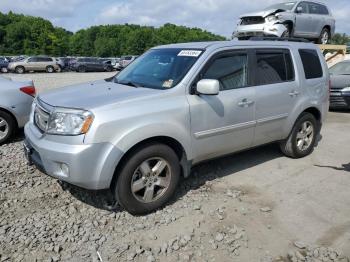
34,103 -> 50,132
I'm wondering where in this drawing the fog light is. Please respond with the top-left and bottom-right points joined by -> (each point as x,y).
60,163 -> 69,176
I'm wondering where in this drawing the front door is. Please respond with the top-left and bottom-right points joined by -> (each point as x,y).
187,50 -> 256,163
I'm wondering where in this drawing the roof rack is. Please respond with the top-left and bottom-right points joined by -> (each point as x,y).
249,37 -> 309,43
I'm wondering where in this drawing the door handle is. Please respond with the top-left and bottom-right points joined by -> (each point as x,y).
238,99 -> 254,107
289,91 -> 300,97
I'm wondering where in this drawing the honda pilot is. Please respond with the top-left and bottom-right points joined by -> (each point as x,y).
24,40 -> 329,215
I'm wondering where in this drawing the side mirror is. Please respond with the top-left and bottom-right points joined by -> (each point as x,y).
196,79 -> 220,95
296,6 -> 303,13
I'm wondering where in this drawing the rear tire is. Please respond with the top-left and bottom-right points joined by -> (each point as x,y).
115,143 -> 180,215
15,66 -> 25,74
279,112 -> 318,158
0,111 -> 16,145
317,28 -> 330,44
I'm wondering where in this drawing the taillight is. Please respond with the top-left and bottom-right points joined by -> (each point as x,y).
20,86 -> 36,97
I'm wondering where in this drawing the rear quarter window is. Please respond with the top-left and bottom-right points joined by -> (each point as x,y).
298,49 -> 323,79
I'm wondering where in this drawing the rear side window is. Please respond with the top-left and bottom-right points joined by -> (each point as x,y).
255,50 -> 295,85
299,49 -> 323,79
318,4 -> 329,15
202,53 -> 248,91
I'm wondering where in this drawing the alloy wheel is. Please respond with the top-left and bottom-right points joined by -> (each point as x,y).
296,121 -> 314,151
0,117 -> 9,140
131,157 -> 171,203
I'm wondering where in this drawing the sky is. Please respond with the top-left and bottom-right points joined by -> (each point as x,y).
0,0 -> 349,37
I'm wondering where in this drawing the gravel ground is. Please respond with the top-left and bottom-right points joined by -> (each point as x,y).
1,73 -> 350,262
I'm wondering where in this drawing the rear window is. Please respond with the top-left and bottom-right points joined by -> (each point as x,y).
299,49 -> 323,79
255,50 -> 295,85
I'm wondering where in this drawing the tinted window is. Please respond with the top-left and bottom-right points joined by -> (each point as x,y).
299,49 -> 323,79
297,2 -> 309,13
28,57 -> 39,62
308,3 -> 326,14
202,53 -> 248,91
255,50 -> 294,85
318,4 -> 329,15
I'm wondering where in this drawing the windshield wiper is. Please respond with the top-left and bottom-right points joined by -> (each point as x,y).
115,79 -> 143,88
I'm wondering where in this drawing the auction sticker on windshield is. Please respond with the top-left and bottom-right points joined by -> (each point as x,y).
178,50 -> 202,57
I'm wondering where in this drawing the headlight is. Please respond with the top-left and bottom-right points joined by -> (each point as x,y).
341,87 -> 350,92
47,108 -> 94,135
266,15 -> 277,22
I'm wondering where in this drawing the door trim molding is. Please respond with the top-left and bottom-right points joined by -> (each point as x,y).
194,120 -> 256,139
256,113 -> 289,125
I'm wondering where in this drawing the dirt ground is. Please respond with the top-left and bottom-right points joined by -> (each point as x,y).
1,72 -> 349,262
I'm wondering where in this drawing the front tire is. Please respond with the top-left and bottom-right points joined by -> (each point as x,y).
115,143 -> 180,215
46,66 -> 55,73
15,66 -> 25,74
1,67 -> 8,73
280,113 -> 318,158
0,111 -> 16,145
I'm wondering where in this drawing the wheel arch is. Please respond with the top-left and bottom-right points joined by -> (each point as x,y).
110,135 -> 190,190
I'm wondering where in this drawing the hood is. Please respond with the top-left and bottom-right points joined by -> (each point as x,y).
38,80 -> 162,110
330,75 -> 350,88
240,9 -> 287,18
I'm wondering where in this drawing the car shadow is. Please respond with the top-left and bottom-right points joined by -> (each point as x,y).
314,163 -> 350,172
66,143 -> 283,213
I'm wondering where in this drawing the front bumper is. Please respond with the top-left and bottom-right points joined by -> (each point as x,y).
234,23 -> 287,38
24,123 -> 123,190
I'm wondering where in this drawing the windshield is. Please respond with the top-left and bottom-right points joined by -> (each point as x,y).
264,2 -> 296,11
329,62 -> 350,75
115,48 -> 202,89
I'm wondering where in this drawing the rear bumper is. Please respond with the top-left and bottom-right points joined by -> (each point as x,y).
24,123 -> 123,190
234,23 -> 287,38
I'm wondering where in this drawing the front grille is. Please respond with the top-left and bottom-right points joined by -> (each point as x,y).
241,16 -> 265,25
34,103 -> 50,132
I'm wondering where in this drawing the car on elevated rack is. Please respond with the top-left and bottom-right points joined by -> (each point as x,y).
234,1 -> 335,44
24,38 -> 329,215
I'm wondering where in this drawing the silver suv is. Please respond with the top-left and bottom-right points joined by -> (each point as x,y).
234,1 -> 335,44
24,40 -> 329,215
8,56 -> 60,74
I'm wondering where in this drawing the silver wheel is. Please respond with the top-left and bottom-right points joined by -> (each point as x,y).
296,121 -> 314,151
131,157 -> 171,203
1,67 -> 8,73
321,31 -> 329,44
0,117 -> 9,141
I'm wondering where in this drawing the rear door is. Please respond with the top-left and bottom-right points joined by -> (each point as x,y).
307,2 -> 325,37
252,48 -> 299,146
188,49 -> 256,162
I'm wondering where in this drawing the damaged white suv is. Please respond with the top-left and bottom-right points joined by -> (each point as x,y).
234,1 -> 335,44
